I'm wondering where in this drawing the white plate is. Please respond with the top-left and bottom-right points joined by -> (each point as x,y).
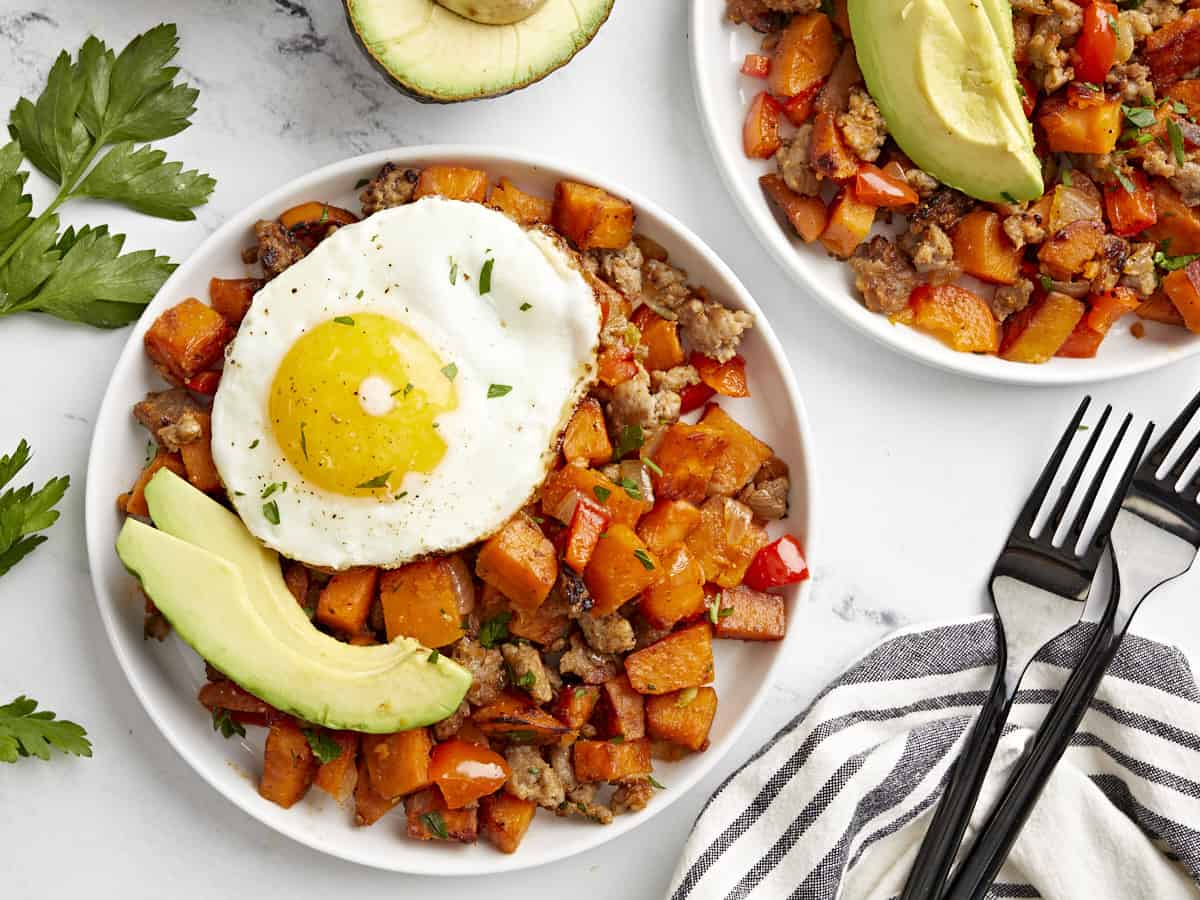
84,147 -> 819,875
688,1 -> 1200,386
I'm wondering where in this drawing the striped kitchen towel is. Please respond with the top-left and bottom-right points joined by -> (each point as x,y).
669,616 -> 1200,900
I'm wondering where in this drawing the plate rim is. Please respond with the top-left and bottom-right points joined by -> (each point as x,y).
83,144 -> 822,875
687,0 -> 1200,387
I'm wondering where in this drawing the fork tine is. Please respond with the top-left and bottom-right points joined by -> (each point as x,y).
1165,423 -> 1200,485
1044,405 -> 1111,538
1080,421 -> 1156,570
1144,390 -> 1200,473
1063,412 -> 1132,551
1011,397 -> 1091,537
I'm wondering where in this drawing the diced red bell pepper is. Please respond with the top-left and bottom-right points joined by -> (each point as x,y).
743,535 -> 809,591
853,164 -> 920,208
679,382 -> 717,415
743,92 -> 783,160
741,53 -> 771,78
564,496 -> 611,573
1103,168 -> 1157,237
185,370 -> 222,394
782,83 -> 821,126
1074,1 -> 1119,85
691,352 -> 750,398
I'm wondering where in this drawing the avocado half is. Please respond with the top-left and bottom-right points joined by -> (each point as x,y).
344,0 -> 615,103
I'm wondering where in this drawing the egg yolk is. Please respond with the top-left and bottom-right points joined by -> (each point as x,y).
268,313 -> 457,496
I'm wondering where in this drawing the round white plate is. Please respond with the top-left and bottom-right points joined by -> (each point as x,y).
689,0 -> 1200,386
85,147 -> 819,875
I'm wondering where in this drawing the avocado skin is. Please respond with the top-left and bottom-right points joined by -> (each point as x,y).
342,0 -> 614,104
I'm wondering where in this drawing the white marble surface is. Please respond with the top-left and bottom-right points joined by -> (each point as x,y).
1,2 -> 1198,897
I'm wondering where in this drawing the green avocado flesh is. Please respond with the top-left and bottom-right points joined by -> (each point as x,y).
345,0 -> 614,103
848,0 -> 1043,203
115,469 -> 470,733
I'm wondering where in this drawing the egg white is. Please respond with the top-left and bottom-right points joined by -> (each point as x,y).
211,197 -> 601,569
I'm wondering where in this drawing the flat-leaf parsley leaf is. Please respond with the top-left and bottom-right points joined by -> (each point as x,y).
0,439 -> 69,579
0,695 -> 91,763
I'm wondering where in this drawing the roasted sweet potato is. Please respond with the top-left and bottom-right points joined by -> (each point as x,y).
122,450 -> 186,517
692,353 -> 750,399
553,181 -> 635,250
279,201 -> 358,231
598,342 -> 640,387
315,567 -> 379,636
651,422 -> 727,504
430,739 -> 511,809
760,174 -> 828,243
572,737 -> 653,783
413,165 -> 489,203
685,496 -> 769,588
625,622 -> 715,695
1137,290 -> 1187,326
699,404 -> 772,496
550,684 -> 601,731
646,687 -> 718,752
1056,288 -> 1141,358
208,276 -> 262,325
1001,291 -> 1087,363
362,728 -> 433,799
480,792 -> 537,854
259,720 -> 318,809
487,177 -> 552,225
473,692 -> 571,745
508,590 -> 571,646
770,12 -> 837,94
1161,261 -> 1200,332
1037,219 -> 1106,280
909,284 -> 1001,354
314,732 -> 360,804
542,463 -> 648,528
811,112 -> 859,184
713,584 -> 787,641
564,496 -> 610,574
583,524 -> 663,617
637,499 -> 702,557
197,678 -> 275,724
632,306 -> 686,372
144,298 -> 234,384
354,755 -> 400,826
380,557 -> 468,647
744,91 -> 783,159
639,544 -> 707,629
819,189 -> 876,258
599,674 -> 646,740
562,398 -> 613,465
1038,96 -> 1121,154
952,211 -> 1021,285
476,515 -> 558,610
1145,9 -> 1200,88
176,410 -> 221,493
1145,180 -> 1200,255
406,787 -> 478,842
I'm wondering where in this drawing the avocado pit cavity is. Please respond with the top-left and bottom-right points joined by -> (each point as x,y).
436,0 -> 548,24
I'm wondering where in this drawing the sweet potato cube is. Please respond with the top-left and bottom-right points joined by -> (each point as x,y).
550,684 -> 601,731
487,177 -> 552,225
646,687 -> 718,752
278,201 -> 358,231
363,728 -> 433,799
122,450 -> 186,517
476,514 -> 558,610
819,189 -> 876,258
317,566 -> 379,636
1137,290 -> 1187,326
1039,96 -> 1122,154
637,499 -> 701,557
572,737 -> 653,783
651,422 -> 727,504
1145,9 -> 1200,88
480,792 -> 537,854
699,404 -> 773,496
952,211 -> 1021,285
760,174 -> 828,243
811,111 -> 860,185
770,12 -> 837,97
639,544 -> 707,629
686,496 -> 769,588
509,590 -> 571,646
208,276 -> 262,325
599,674 -> 646,740
1145,180 -> 1200,255
314,732 -> 360,804
1161,261 -> 1200,333
353,755 -> 400,826
1000,291 -> 1087,364
473,692 -> 571,745
197,679 -> 275,720
1037,220 -> 1106,280
413,165 -> 488,203
553,181 -> 635,250
632,306 -> 686,372
259,720 -> 318,809
542,464 -> 648,528
144,298 -> 234,384
625,622 -> 715,695
406,787 -> 478,842
177,410 -> 221,493
562,398 -> 613,465
713,584 -> 787,641
909,284 -> 1001,354
380,558 -> 466,647
583,524 -> 663,617
564,496 -> 611,574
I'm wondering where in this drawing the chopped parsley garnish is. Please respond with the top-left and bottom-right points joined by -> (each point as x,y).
641,456 -> 663,477
1173,100 -> 1191,116
593,485 -> 612,503
318,206 -> 329,224
1039,274 -> 1053,292
613,423 -> 644,459
675,687 -> 698,708
610,735 -> 625,744
517,671 -> 536,690
262,500 -> 280,525
211,708 -> 245,740
248,439 -> 259,449
303,729 -> 343,764
528,767 -> 541,776
648,775 -> 666,790
441,362 -> 457,381
392,382 -> 414,398
260,481 -> 286,499
1123,104 -> 1157,128
479,611 -> 512,649
427,649 -> 440,664
449,257 -> 460,285
356,471 -> 392,490
1111,166 -> 1136,193
479,257 -> 495,295
395,491 -> 408,500
1168,117 -> 1187,166
487,383 -> 512,398
356,289 -> 364,299
618,477 -> 642,501
633,548 -> 655,571
421,810 -> 449,840
1059,153 -> 1074,187
519,301 -> 532,311
1106,12 -> 1118,30
1000,191 -> 1017,204
1154,245 -> 1200,271
300,422 -> 308,461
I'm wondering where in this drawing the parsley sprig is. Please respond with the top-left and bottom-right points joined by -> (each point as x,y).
0,695 -> 91,763
0,24 -> 213,328
0,439 -> 69,578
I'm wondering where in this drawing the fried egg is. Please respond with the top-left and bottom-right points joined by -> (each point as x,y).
211,197 -> 600,569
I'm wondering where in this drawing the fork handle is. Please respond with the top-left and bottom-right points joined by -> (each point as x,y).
899,669 -> 1011,900
943,621 -> 1118,900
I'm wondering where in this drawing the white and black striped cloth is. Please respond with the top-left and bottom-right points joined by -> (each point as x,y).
669,616 -> 1200,900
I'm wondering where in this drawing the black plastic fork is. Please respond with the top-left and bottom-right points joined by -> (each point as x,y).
900,397 -> 1152,900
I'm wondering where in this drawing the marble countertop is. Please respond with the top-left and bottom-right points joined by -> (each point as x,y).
2,2 -> 1198,897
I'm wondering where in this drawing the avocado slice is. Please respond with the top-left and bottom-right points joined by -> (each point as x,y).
115,469 -> 470,733
848,0 -> 1043,203
344,0 -> 614,103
